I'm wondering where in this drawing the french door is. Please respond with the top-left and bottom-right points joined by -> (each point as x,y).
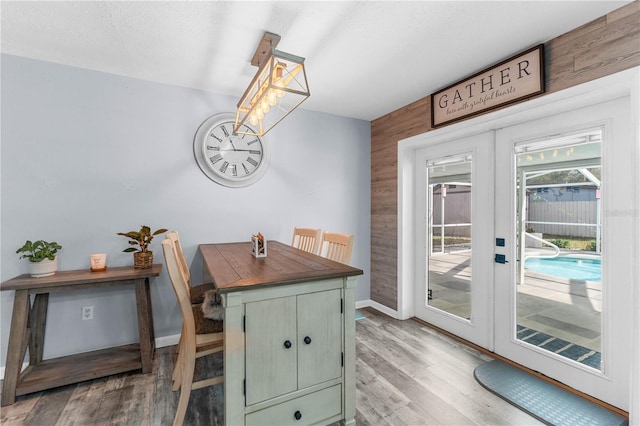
494,97 -> 632,410
414,97 -> 632,410
414,132 -> 494,349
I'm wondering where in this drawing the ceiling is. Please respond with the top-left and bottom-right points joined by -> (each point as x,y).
0,1 -> 631,121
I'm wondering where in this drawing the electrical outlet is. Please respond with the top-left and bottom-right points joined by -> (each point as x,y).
82,306 -> 94,320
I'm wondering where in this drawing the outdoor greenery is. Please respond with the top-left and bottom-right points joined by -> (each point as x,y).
543,234 -> 597,251
432,235 -> 597,251
432,236 -> 471,246
548,239 -> 571,249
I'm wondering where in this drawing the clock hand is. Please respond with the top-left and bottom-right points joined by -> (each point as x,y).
218,149 -> 258,153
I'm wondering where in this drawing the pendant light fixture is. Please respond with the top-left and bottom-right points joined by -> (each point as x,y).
234,32 -> 310,136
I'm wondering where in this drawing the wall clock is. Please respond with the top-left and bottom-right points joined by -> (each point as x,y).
193,113 -> 270,187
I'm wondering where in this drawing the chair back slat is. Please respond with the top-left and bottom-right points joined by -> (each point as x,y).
291,227 -> 322,255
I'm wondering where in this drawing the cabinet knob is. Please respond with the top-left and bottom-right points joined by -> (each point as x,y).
284,340 -> 292,349
294,410 -> 302,421
303,336 -> 312,345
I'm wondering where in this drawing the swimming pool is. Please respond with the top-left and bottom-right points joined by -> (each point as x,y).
524,255 -> 601,282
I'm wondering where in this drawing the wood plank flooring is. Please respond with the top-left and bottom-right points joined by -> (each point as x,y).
1,308 -> 541,425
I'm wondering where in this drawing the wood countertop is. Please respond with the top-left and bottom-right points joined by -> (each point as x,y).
199,240 -> 363,293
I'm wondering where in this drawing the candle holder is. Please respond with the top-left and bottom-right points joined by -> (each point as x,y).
251,233 -> 267,258
90,253 -> 107,272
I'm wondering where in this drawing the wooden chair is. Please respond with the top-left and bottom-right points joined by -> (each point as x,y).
291,227 -> 322,255
319,231 -> 354,265
162,238 -> 224,426
165,231 -> 214,304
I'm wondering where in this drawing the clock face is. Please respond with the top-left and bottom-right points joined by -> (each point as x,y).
193,113 -> 270,187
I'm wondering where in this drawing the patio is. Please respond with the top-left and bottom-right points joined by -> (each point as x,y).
428,249 -> 602,366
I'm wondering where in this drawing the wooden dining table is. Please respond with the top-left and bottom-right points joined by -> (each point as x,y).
199,240 -> 363,425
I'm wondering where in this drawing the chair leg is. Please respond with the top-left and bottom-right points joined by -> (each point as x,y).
172,324 -> 188,389
172,353 -> 183,391
173,358 -> 195,426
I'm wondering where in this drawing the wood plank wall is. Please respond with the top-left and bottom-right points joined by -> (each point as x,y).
370,1 -> 640,311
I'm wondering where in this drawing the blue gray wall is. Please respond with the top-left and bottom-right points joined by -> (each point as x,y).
0,54 -> 371,366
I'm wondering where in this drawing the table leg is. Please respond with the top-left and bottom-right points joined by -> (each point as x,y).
1,290 -> 31,406
134,277 -> 155,373
29,293 -> 49,364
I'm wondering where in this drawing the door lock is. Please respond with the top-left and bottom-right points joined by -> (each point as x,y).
494,254 -> 509,264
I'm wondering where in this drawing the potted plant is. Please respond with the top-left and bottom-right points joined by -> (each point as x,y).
117,225 -> 167,269
16,240 -> 63,277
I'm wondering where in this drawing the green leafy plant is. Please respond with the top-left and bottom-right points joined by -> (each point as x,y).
585,240 -> 598,251
549,239 -> 571,248
117,225 -> 167,253
16,240 -> 62,262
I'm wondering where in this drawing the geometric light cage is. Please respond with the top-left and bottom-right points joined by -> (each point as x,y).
234,49 -> 310,136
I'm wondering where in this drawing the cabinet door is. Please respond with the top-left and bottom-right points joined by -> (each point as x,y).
297,289 -> 342,389
245,296 -> 297,405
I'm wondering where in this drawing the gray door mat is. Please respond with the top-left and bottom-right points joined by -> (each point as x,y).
474,360 -> 628,426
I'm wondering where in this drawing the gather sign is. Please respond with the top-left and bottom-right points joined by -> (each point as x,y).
431,44 -> 545,127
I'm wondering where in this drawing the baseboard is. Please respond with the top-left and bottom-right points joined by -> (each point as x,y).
356,299 -> 399,319
155,334 -> 180,348
0,363 -> 28,381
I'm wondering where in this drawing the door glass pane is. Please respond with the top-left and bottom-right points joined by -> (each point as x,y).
515,129 -> 602,370
426,154 -> 472,320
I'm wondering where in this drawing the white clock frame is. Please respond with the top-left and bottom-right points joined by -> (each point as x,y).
193,113 -> 270,188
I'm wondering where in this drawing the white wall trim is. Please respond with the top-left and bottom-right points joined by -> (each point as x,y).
629,68 -> 640,426
356,299 -> 399,319
156,334 -> 180,349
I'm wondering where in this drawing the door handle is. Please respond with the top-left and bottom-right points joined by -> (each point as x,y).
495,254 -> 509,264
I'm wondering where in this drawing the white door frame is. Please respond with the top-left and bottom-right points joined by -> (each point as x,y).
413,133 -> 494,349
397,67 -> 639,421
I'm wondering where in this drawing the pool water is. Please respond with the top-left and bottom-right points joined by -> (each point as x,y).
524,256 -> 601,282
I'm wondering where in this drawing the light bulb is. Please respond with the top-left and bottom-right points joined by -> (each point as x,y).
261,98 -> 270,114
268,91 -> 277,106
256,106 -> 264,119
249,114 -> 258,126
274,80 -> 285,98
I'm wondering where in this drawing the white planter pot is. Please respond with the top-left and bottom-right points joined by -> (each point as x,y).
29,258 -> 58,277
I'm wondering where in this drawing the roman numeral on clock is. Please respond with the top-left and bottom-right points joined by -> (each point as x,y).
209,154 -> 223,164
246,157 -> 258,167
220,161 -> 229,174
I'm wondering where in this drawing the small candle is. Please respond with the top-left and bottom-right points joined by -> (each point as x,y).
90,253 -> 107,271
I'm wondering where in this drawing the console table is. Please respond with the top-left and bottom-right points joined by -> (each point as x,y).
0,264 -> 162,406
200,241 -> 363,425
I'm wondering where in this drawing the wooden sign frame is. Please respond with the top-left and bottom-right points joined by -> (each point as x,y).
431,44 -> 545,127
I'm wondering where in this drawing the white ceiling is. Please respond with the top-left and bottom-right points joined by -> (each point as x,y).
1,1 -> 631,121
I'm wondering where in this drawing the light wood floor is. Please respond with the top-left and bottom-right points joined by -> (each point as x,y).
0,308 -> 541,425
